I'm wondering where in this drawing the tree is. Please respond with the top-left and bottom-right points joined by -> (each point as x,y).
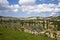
43,20 -> 45,29
57,21 -> 60,31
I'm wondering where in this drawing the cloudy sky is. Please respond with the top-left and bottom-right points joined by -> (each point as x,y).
0,0 -> 60,17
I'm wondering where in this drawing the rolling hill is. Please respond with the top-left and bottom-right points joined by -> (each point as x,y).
0,27 -> 55,40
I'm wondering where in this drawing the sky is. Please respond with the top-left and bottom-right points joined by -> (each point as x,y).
0,0 -> 60,18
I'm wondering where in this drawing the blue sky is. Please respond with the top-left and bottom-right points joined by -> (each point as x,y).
8,0 -> 59,5
36,0 -> 59,4
0,0 -> 60,18
7,0 -> 19,5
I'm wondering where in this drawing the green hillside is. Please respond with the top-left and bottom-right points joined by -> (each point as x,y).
0,27 -> 55,40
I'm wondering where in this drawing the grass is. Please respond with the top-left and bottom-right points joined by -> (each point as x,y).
0,27 -> 55,40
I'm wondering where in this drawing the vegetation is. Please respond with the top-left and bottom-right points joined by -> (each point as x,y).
0,16 -> 60,31
0,27 -> 55,40
0,16 -> 60,40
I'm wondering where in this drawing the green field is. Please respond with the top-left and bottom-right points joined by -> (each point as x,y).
0,27 -> 55,40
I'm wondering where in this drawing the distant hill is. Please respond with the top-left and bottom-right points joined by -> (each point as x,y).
48,16 -> 60,19
0,16 -> 60,31
0,16 -> 60,20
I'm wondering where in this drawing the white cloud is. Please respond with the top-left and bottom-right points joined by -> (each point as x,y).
0,0 -> 9,4
0,0 -> 20,12
0,0 -> 9,7
21,4 -> 55,13
0,0 -> 9,12
9,5 -> 19,12
0,0 -> 19,12
58,0 -> 60,2
50,13 -> 56,16
20,3 -> 60,16
19,0 -> 36,5
13,9 -> 18,12
0,0 -> 60,17
50,3 -> 60,16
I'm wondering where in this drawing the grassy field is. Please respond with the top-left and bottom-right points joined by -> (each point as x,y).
0,27 -> 55,40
